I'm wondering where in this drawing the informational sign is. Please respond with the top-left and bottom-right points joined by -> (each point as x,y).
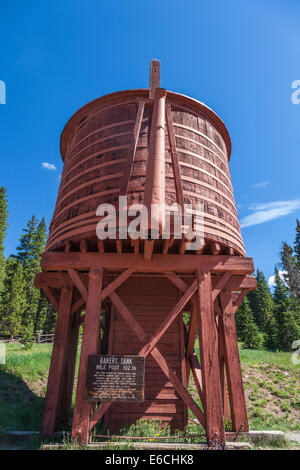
85,355 -> 145,402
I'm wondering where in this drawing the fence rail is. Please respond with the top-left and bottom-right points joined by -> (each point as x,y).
0,333 -> 55,344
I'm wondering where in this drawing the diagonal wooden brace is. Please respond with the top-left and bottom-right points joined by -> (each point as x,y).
67,268 -> 88,302
212,272 -> 232,302
42,287 -> 59,313
139,279 -> 197,356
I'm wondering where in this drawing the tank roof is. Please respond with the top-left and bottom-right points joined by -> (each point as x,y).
60,88 -> 232,161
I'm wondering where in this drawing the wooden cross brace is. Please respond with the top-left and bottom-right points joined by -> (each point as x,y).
68,267 -> 211,444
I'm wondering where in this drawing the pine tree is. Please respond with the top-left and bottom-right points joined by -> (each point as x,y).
32,218 -> 48,334
0,186 -> 8,294
247,269 -> 277,349
235,297 -> 264,349
36,294 -> 56,334
13,216 -> 48,338
273,266 -> 300,351
248,270 -> 273,329
280,241 -> 300,299
0,258 -> 27,340
13,215 -> 38,274
294,219 -> 300,267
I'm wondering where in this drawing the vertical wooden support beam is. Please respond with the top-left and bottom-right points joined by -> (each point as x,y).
185,303 -> 198,383
56,308 -> 81,427
216,306 -> 230,421
72,268 -> 104,443
179,311 -> 188,427
41,286 -> 73,435
196,270 -> 225,447
219,290 -> 249,432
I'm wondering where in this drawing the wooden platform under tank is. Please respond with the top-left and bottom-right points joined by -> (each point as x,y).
35,252 -> 256,447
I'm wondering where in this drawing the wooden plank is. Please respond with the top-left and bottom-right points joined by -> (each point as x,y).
219,290 -> 249,432
41,287 -> 73,435
72,268 -> 104,444
196,270 -> 225,447
109,400 -> 183,414
36,272 -> 256,291
41,252 -> 255,274
35,272 -> 72,289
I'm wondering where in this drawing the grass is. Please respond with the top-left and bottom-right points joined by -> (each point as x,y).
0,341 -> 299,449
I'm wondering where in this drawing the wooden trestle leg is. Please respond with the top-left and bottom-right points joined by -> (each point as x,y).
41,286 -> 73,435
217,306 -> 230,422
72,268 -> 104,444
219,290 -> 249,432
196,270 -> 225,448
56,308 -> 81,427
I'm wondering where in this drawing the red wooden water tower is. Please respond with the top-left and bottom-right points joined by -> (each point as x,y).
35,61 -> 255,448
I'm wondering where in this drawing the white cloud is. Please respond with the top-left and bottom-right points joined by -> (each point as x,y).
240,199 -> 300,228
268,270 -> 287,288
42,162 -> 57,171
251,181 -> 270,189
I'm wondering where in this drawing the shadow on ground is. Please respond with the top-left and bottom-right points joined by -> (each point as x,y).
0,368 -> 45,449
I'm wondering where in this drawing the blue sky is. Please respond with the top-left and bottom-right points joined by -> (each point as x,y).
0,0 -> 300,284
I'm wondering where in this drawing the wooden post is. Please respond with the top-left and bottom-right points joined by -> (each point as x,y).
196,270 -> 225,447
41,286 -> 73,435
72,268 -> 104,444
219,290 -> 249,432
185,303 -> 198,383
55,308 -> 81,427
217,309 -> 230,421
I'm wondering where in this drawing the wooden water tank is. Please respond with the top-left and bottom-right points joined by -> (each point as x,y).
46,89 -> 245,256
38,65 -> 255,443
